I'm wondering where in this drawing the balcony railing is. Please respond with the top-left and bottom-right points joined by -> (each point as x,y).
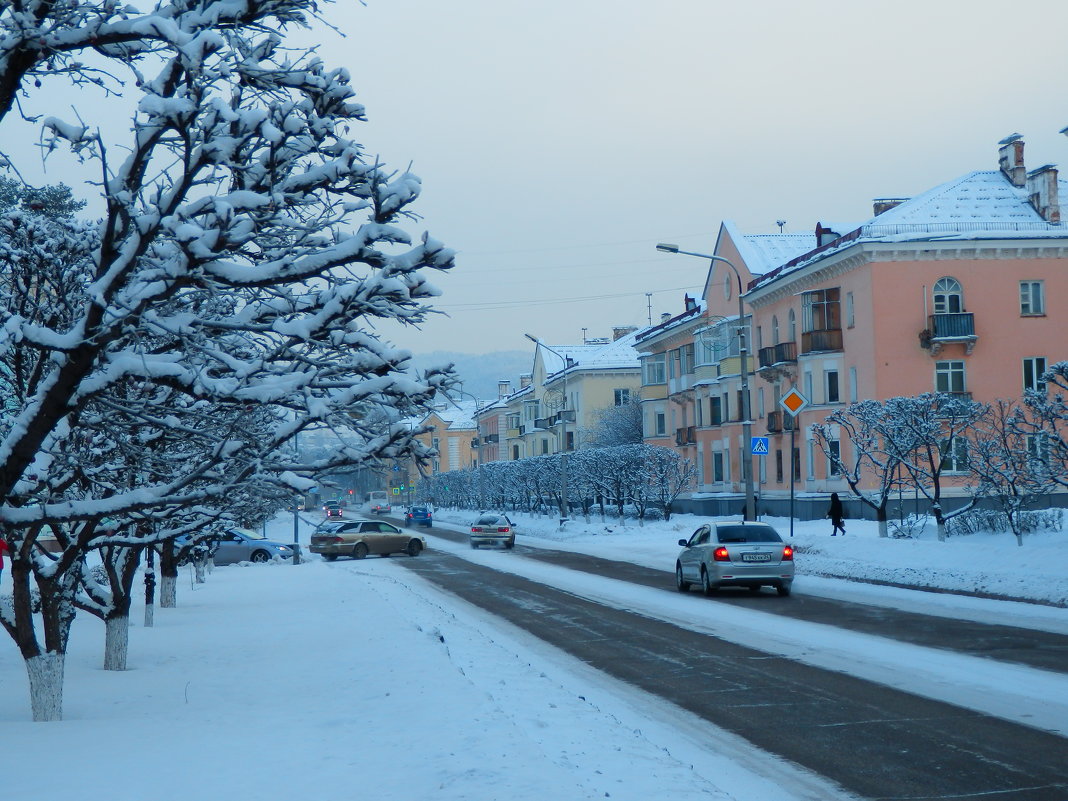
758,342 -> 798,368
675,426 -> 697,446
801,328 -> 843,354
928,313 -> 975,339
766,411 -> 795,433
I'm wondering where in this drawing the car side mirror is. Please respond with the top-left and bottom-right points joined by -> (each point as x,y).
678,539 -> 688,547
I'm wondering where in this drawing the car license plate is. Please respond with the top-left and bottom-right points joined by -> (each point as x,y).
741,553 -> 771,562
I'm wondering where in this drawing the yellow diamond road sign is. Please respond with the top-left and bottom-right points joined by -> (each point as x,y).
779,388 -> 809,416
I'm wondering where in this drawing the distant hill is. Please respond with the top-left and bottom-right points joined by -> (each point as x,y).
408,350 -> 532,401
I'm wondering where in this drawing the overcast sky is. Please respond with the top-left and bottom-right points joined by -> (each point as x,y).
8,1 -> 1068,357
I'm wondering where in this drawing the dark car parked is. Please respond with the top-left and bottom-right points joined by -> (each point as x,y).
405,506 -> 433,527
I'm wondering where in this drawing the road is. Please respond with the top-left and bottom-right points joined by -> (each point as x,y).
383,517 -> 1068,801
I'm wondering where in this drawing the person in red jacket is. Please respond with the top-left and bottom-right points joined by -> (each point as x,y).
0,536 -> 9,584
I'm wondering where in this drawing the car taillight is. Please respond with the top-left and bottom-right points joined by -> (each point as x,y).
782,546 -> 794,561
497,527 -> 510,533
713,546 -> 731,562
471,527 -> 481,533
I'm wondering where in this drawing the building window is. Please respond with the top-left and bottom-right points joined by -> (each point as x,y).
755,325 -> 763,351
827,439 -> 841,476
788,309 -> 796,341
825,370 -> 839,404
682,343 -> 695,374
655,412 -> 666,437
802,288 -> 841,332
849,366 -> 858,403
512,445 -> 520,460
1020,281 -> 1044,315
1023,357 -> 1047,393
941,436 -> 969,473
935,360 -> 966,394
669,349 -> 678,380
804,371 -> 813,402
772,315 -> 779,345
506,413 -> 520,429
709,396 -> 722,426
775,450 -> 784,483
793,446 -> 802,480
614,388 -> 631,406
758,387 -> 765,418
541,439 -> 549,455
933,277 -> 963,314
845,292 -> 855,328
643,354 -> 666,385
712,452 -> 724,482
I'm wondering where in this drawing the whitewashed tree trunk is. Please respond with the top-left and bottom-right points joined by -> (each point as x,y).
160,575 -> 177,608
26,653 -> 64,722
144,602 -> 154,628
103,616 -> 129,671
937,521 -> 947,542
193,559 -> 207,584
878,518 -> 889,538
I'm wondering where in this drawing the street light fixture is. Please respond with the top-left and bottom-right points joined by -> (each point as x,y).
656,243 -> 756,523
524,333 -> 570,524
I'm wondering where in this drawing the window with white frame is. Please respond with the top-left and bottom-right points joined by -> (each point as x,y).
940,436 -> 969,473
1026,433 -> 1049,465
825,369 -> 840,404
655,412 -> 666,436
827,439 -> 842,476
772,315 -> 779,345
680,343 -> 695,374
614,388 -> 631,406
1023,357 -> 1047,393
801,288 -> 841,332
849,366 -> 858,403
712,451 -> 724,482
697,331 -> 717,366
788,309 -> 796,341
846,292 -> 855,328
1020,281 -> 1044,315
804,371 -> 813,402
935,360 -> 966,394
933,277 -> 963,314
643,354 -> 666,385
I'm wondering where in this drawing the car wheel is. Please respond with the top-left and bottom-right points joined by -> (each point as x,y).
250,550 -> 271,563
322,554 -> 337,562
470,541 -> 479,549
352,542 -> 369,560
700,567 -> 717,596
505,537 -> 515,549
777,583 -> 792,598
407,540 -> 423,557
675,564 -> 690,593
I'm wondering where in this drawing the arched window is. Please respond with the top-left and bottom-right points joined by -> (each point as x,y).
772,315 -> 780,345
933,277 -> 963,314
788,309 -> 796,341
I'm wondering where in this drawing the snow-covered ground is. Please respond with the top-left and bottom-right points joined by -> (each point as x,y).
2,509 -> 1066,800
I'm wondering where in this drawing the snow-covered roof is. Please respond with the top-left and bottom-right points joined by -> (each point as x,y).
751,169 -> 1068,292
634,300 -> 706,345
423,398 -> 490,430
541,327 -> 648,379
729,224 -> 818,275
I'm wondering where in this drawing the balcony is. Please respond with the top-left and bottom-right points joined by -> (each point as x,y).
758,341 -> 798,368
483,433 -> 499,444
921,313 -> 977,356
674,426 -> 697,446
800,328 -> 843,354
766,411 -> 795,434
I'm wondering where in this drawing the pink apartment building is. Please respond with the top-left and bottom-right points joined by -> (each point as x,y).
641,135 -> 1068,519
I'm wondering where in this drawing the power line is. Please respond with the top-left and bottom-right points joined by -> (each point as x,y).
433,284 -> 700,311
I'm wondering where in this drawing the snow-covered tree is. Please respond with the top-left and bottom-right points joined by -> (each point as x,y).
585,399 -> 643,448
642,444 -> 695,522
812,400 -> 911,539
970,399 -> 1054,546
0,1 -> 454,720
1019,363 -> 1068,491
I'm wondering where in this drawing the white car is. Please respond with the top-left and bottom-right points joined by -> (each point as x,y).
675,522 -> 794,596
469,513 -> 517,549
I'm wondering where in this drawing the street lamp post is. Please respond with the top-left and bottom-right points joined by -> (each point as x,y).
524,333 -> 570,525
656,244 -> 756,523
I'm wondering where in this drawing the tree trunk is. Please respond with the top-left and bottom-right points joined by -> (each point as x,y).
193,558 -> 207,584
26,653 -> 64,722
103,615 -> 129,671
160,574 -> 177,608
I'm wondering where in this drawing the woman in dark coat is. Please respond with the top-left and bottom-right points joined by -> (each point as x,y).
827,492 -> 845,536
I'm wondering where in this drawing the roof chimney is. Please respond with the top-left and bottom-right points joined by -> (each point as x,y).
612,325 -> 638,341
998,134 -> 1027,187
519,372 -> 532,389
1026,165 -> 1060,223
497,379 -> 511,400
660,312 -> 671,323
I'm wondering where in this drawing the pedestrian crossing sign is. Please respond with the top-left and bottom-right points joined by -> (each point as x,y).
751,436 -> 769,455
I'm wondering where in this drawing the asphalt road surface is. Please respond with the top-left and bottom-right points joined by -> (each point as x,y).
379,517 -> 1068,800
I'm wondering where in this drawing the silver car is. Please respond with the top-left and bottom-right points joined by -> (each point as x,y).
675,522 -> 794,597
469,513 -> 517,549
212,528 -> 295,565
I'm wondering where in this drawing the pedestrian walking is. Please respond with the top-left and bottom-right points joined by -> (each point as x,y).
0,536 -> 9,584
827,492 -> 846,536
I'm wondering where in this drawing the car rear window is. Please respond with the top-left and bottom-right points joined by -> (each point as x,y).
715,525 -> 783,544
475,515 -> 501,525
